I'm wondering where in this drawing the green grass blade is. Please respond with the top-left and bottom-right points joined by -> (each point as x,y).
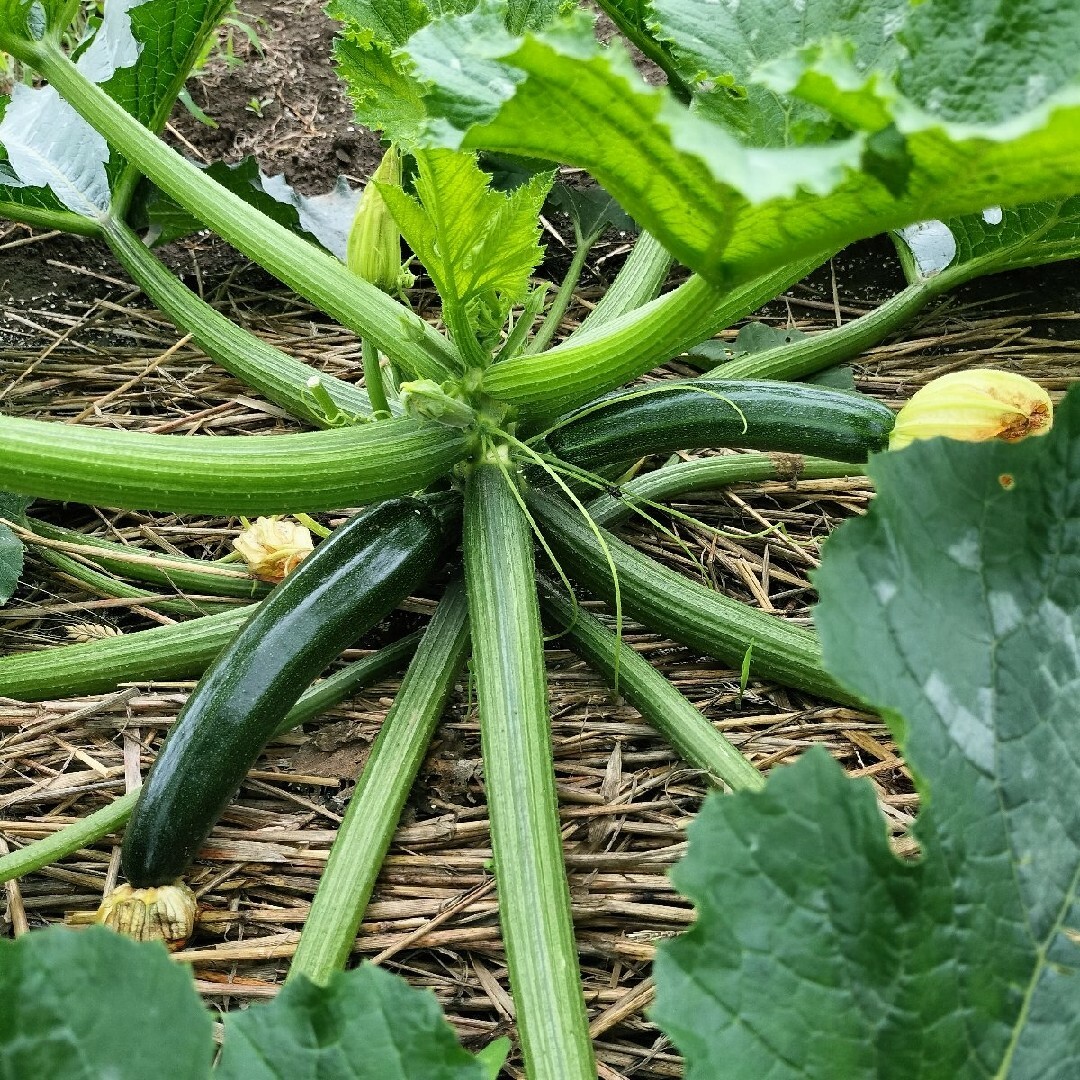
0,415 -> 469,515
538,576 -> 764,792
528,486 -> 853,704
289,580 -> 470,984
463,463 -> 595,1080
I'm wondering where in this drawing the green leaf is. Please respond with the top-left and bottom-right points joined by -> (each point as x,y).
0,0 -> 231,226
402,4 -> 1080,285
217,965 -> 487,1080
330,0 -> 561,145
0,926 -> 212,1079
648,0 -> 900,145
895,198 -> 1080,282
381,147 -> 550,341
545,181 -> 636,240
0,490 -> 29,606
652,387 -> 1080,1076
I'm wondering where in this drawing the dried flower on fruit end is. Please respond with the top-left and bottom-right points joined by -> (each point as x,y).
890,369 -> 1052,450
95,882 -> 197,951
233,516 -> 314,583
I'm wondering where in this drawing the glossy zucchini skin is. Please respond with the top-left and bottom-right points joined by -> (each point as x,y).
546,379 -> 895,467
121,496 -> 451,888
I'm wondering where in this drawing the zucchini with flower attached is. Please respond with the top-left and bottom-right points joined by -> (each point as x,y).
107,495 -> 454,939
545,379 -> 896,468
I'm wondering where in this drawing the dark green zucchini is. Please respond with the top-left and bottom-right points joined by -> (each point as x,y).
121,496 -> 451,888
546,379 -> 895,467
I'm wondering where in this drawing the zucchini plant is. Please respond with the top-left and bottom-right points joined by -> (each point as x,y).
4,384 -> 1078,1078
0,0 -> 1079,1076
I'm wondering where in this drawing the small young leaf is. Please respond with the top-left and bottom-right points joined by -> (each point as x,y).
381,148 -> 551,342
652,385 -> 1080,1077
0,926 -> 212,1080
217,965 -> 487,1080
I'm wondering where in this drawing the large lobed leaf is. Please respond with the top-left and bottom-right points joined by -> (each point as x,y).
0,0 -> 231,226
0,927 -> 490,1078
330,0 -> 561,146
389,0 -> 1080,284
652,388 -> 1080,1076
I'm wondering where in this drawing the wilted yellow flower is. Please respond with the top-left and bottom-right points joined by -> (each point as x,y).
890,369 -> 1052,450
95,882 -> 197,951
233,516 -> 314,583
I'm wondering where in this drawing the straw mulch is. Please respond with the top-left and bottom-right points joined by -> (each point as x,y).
1,231 -> 1077,1077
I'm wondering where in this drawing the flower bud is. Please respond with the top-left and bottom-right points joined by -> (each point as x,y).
347,144 -> 405,293
233,516 -> 314,583
400,379 -> 478,429
890,369 -> 1052,450
95,882 -> 197,951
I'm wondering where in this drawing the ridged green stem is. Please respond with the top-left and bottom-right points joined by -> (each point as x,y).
709,274 -> 950,382
289,580 -> 470,984
27,518 -> 270,600
0,633 -> 421,884
526,233 -> 595,355
585,454 -> 865,527
0,413 -> 470,515
361,338 -> 392,418
569,231 -> 673,338
103,219 -> 376,425
705,223 -> 1080,382
0,199 -> 96,236
0,606 -> 252,701
29,42 -> 460,383
464,464 -> 595,1080
487,256 -> 825,427
538,578 -> 764,791
528,487 -> 853,705
39,546 -> 244,617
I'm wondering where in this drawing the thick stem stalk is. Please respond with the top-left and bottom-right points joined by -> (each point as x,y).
463,464 -> 595,1080
289,580 -> 469,984
0,605 -> 251,701
40,546 -> 243,617
0,413 -> 469,515
103,219 -> 376,425
30,43 -> 460,383
27,517 -> 270,599
528,486 -> 854,705
538,578 -> 763,791
486,256 -> 826,426
569,231 -> 673,338
585,454 -> 864,527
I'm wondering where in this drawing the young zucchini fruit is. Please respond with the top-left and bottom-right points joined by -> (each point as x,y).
546,379 -> 896,467
117,496 -> 452,894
